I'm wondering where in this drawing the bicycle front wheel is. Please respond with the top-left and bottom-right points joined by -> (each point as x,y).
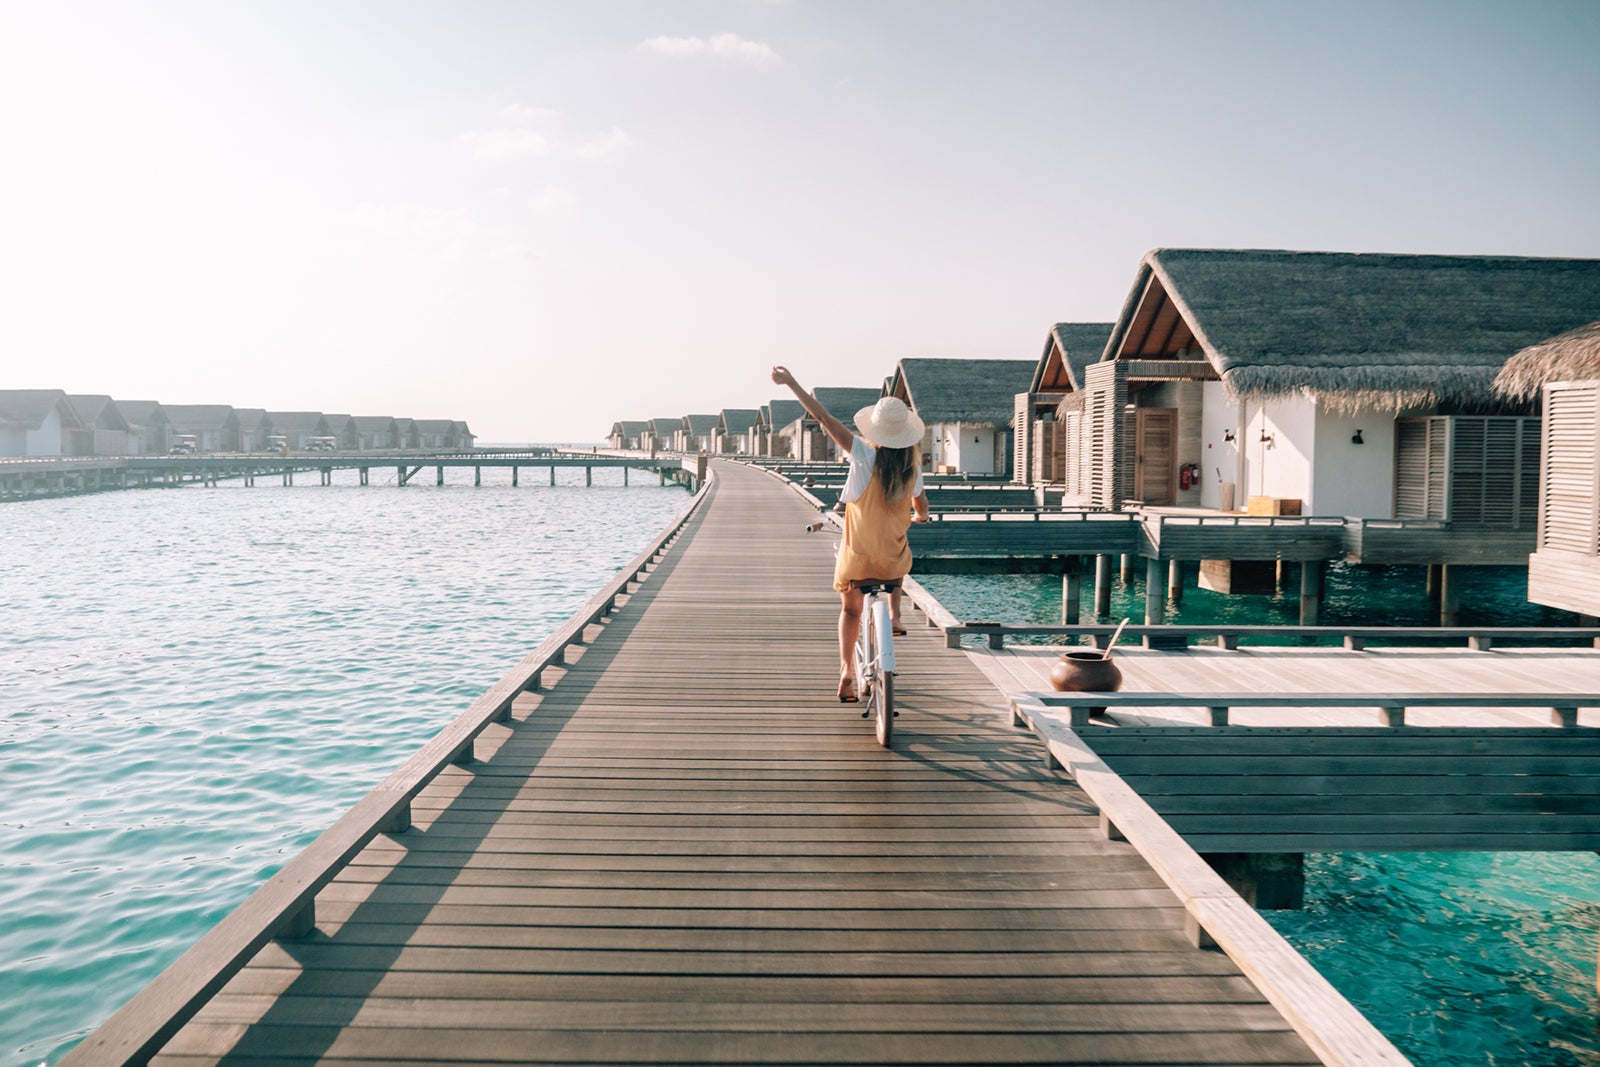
873,668 -> 894,747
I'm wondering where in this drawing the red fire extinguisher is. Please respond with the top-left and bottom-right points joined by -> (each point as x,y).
1179,463 -> 1199,490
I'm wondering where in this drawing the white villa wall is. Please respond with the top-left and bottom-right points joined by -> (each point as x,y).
1311,408 -> 1395,518
24,409 -> 64,456
935,422 -> 998,475
1199,382 -> 1242,509
1243,394 -> 1314,504
0,428 -> 25,456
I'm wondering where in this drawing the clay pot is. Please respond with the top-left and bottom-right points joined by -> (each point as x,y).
1049,649 -> 1123,694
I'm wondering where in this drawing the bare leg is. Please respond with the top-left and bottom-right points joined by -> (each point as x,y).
890,588 -> 904,631
838,588 -> 863,699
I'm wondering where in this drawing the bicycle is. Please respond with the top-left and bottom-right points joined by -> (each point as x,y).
806,520 -> 897,747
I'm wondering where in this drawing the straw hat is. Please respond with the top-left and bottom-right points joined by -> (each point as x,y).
854,396 -> 925,449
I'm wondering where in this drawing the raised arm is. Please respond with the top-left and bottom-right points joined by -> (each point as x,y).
770,365 -> 854,453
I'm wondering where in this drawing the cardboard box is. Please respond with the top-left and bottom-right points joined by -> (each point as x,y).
1246,496 -> 1302,516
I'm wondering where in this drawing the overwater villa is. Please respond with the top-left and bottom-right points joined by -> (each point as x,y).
755,399 -> 805,458
714,408 -> 760,454
265,412 -> 332,450
607,420 -> 649,450
64,395 -> 131,456
163,405 -> 241,453
642,418 -> 679,454
1013,322 -> 1115,486
1494,319 -> 1600,621
234,409 -> 270,452
1069,249 -> 1600,518
352,416 -> 399,450
116,401 -> 170,456
887,356 -> 1036,475
0,390 -> 82,457
675,414 -> 720,454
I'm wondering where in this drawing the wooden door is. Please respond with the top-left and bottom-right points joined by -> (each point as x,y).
1135,408 -> 1176,505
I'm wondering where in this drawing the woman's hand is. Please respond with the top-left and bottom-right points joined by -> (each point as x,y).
770,365 -> 796,388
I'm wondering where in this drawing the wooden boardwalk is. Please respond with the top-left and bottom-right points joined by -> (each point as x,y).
145,461 -> 1331,1065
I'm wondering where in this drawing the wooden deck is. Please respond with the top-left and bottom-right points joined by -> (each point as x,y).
136,461 -> 1341,1065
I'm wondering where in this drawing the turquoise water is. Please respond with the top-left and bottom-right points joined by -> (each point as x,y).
919,566 -> 1600,1067
0,467 -> 689,1066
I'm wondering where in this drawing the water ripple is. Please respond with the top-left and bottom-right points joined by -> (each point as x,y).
0,470 -> 687,1065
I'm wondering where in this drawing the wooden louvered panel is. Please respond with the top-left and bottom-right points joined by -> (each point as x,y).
1540,384 -> 1599,554
1449,418 -> 1486,525
1426,417 -> 1449,519
1394,418 -> 1436,520
1013,393 -> 1032,484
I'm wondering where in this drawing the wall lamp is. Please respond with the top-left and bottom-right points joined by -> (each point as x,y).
1259,430 -> 1275,446
1222,429 -> 1236,443
1351,429 -> 1365,445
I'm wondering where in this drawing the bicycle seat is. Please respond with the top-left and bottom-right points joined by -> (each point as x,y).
850,578 -> 902,594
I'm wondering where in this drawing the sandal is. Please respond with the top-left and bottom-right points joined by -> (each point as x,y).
837,676 -> 859,703
892,625 -> 907,637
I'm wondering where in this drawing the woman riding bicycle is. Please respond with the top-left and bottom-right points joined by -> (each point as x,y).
771,366 -> 930,702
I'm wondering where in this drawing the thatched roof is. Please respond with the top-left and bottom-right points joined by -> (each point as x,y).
268,411 -> 329,433
163,405 -> 237,430
892,358 -> 1036,425
815,387 -> 883,421
116,400 -> 168,427
763,399 -> 804,429
682,414 -> 720,436
1108,249 -> 1600,412
1031,323 -> 1115,393
649,418 -> 679,436
611,419 -> 650,436
353,415 -> 398,430
66,395 -> 130,431
719,408 -> 760,433
234,408 -> 268,430
412,419 -> 455,434
0,389 -> 80,430
1493,320 -> 1600,401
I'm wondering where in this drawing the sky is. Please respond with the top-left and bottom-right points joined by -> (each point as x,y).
2,0 -> 1597,443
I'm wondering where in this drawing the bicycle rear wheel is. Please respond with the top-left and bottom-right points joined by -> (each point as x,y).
873,667 -> 894,747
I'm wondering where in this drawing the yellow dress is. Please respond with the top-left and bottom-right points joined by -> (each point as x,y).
833,471 -> 914,592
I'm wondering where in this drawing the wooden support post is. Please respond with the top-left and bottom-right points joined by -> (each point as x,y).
278,901 -> 316,940
1426,563 -> 1442,601
436,466 -> 444,486
1552,706 -> 1579,728
397,466 -> 406,485
1144,558 -> 1166,625
550,466 -> 557,486
1120,553 -> 1132,582
1345,635 -> 1367,651
512,466 -> 519,486
1094,554 -> 1113,616
1168,559 -> 1183,603
1203,852 -> 1305,910
1299,560 -> 1325,626
474,466 -> 481,487
1440,563 -> 1461,627
623,466 -> 629,486
359,467 -> 368,486
586,466 -> 592,487
1061,559 -> 1081,625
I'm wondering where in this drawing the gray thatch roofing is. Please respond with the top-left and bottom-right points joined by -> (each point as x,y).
894,358 -> 1037,425
649,418 -> 679,436
1113,249 -> 1600,412
1493,320 -> 1600,401
815,387 -> 884,421
324,413 -> 354,430
1031,323 -> 1115,393
267,412 -> 329,433
353,415 -> 398,430
0,389 -> 79,429
413,419 -> 455,433
682,414 -> 720,435
163,405 -> 237,429
612,419 -> 650,435
116,400 -> 168,427
452,420 -> 474,440
234,408 -> 268,428
719,408 -> 760,433
66,395 -> 129,431
764,399 -> 804,428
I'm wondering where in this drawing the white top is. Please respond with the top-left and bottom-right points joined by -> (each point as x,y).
839,435 -> 925,505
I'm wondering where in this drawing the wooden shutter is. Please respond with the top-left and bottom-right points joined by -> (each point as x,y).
1013,393 -> 1032,484
1540,383 -> 1600,554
